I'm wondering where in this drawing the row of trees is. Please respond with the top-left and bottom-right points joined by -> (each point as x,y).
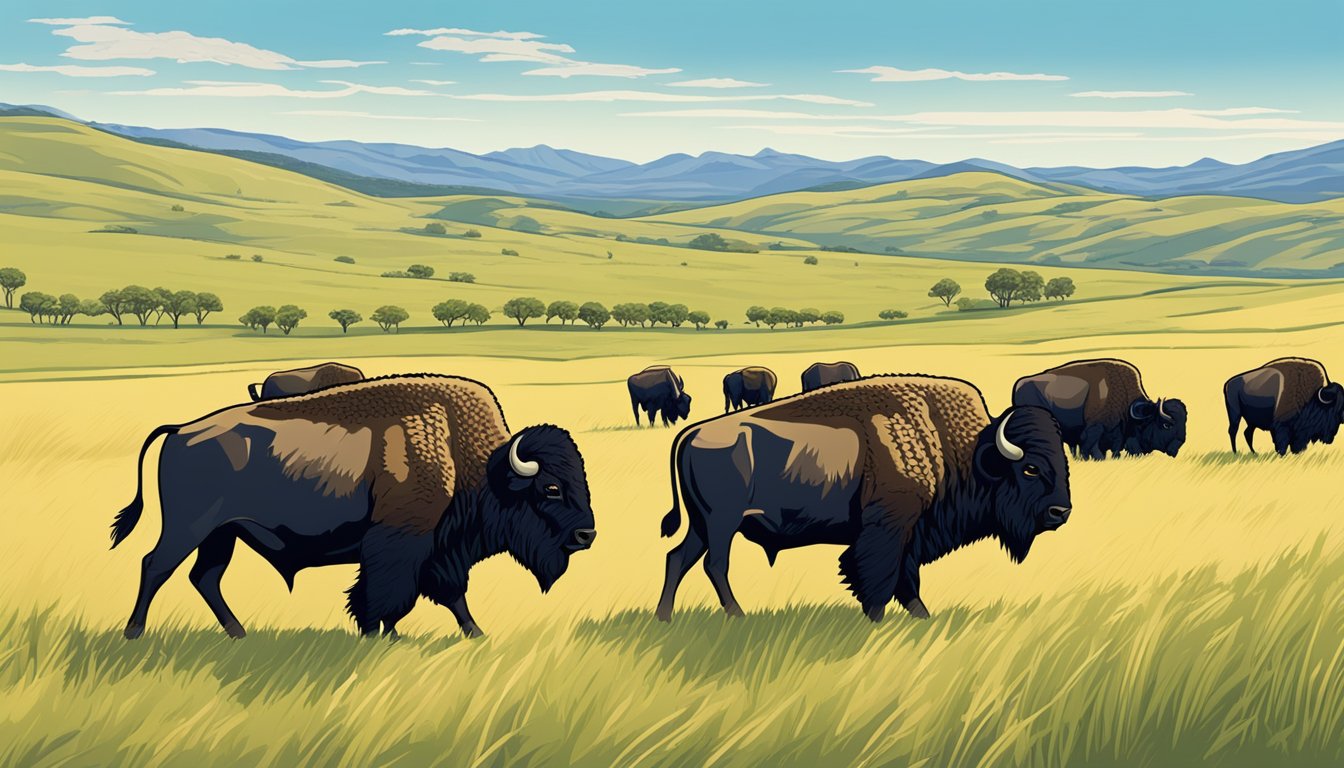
745,306 -> 845,329
924,273 -> 1078,311
16,281 -> 223,328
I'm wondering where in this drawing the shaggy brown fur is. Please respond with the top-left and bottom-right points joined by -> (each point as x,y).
185,375 -> 510,534
1039,358 -> 1149,424
253,362 -> 364,400
1261,357 -> 1330,421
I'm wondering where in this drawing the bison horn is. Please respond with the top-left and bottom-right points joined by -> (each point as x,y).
1130,400 -> 1153,421
996,410 -> 1025,462
508,434 -> 540,477
1157,398 -> 1170,420
1320,387 -> 1336,405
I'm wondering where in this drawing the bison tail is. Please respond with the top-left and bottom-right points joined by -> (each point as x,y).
661,428 -> 687,538
111,424 -> 180,548
660,507 -> 681,538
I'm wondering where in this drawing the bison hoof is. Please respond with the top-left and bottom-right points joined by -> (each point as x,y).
904,599 -> 931,620
123,622 -> 145,640
864,605 -> 885,623
724,604 -> 745,618
462,625 -> 484,639
224,621 -> 247,639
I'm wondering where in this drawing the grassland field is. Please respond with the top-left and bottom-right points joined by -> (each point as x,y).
2,115 -> 1343,765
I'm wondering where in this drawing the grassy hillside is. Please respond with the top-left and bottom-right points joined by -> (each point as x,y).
644,174 -> 1344,276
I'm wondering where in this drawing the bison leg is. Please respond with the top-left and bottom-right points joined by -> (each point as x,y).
656,525 -> 708,622
1243,425 -> 1257,454
703,525 -> 744,617
1079,425 -> 1106,460
346,524 -> 432,637
892,552 -> 929,620
839,517 -> 909,622
189,531 -> 245,638
1271,425 -> 1291,456
124,526 -> 211,639
445,594 -> 484,639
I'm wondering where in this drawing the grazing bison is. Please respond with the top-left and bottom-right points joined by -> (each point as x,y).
1012,358 -> 1187,459
249,362 -> 364,400
723,366 -> 778,412
801,361 -> 860,392
112,374 -> 596,640
1225,357 -> 1344,455
656,375 -> 1071,622
628,365 -> 692,426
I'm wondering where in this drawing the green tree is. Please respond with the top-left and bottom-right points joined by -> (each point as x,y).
192,293 -> 223,324
714,319 -> 729,330
371,305 -> 409,333
251,254 -> 264,262
463,228 -> 482,238
19,292 -> 56,323
160,290 -> 198,329
407,264 -> 435,279
151,287 -> 174,324
99,289 -> 127,325
647,301 -> 671,326
546,300 -> 579,324
985,268 -> 1025,308
745,305 -> 769,327
578,301 -> 610,329
121,285 -> 159,326
275,304 -> 307,335
424,222 -> 447,235
465,303 -> 491,326
688,233 -> 730,251
1045,276 -> 1076,301
803,255 -> 819,265
799,307 -> 821,324
1017,270 -> 1045,303
448,272 -> 476,283
688,310 -> 711,330
432,299 -> 471,327
56,294 -> 81,325
928,278 -> 962,307
0,267 -> 26,308
765,307 -> 794,329
501,248 -> 519,256
334,255 -> 356,264
661,303 -> 690,327
328,308 -> 362,333
821,310 -> 845,325
240,305 -> 276,333
78,298 -> 105,320
625,302 -> 651,328
878,309 -> 909,320
503,296 -> 546,326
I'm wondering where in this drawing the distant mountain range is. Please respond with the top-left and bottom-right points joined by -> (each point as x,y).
3,102 -> 1342,205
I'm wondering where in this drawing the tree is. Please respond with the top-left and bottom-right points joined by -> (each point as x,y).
647,301 -> 671,326
78,298 -> 105,320
329,308 -> 362,333
99,289 -> 127,325
424,222 -> 447,235
334,255 -> 356,264
160,290 -> 198,329
798,307 -> 821,324
578,301 -> 610,329
613,302 -> 650,328
546,300 -> 579,325
985,268 -> 1025,308
193,293 -> 223,324
765,307 -> 795,329
803,255 -> 819,265
688,233 -> 729,251
240,305 -> 276,333
1045,276 -> 1076,301
121,285 -> 159,326
433,299 -> 471,327
688,310 -> 710,330
503,296 -> 546,326
448,272 -> 476,283
878,309 -> 908,320
463,229 -> 482,238
928,278 -> 962,307
660,303 -> 689,327
407,264 -> 435,279
821,311 -> 845,325
151,287 -> 174,324
1017,270 -> 1045,303
714,319 -> 729,330
465,303 -> 491,326
745,305 -> 769,327
371,305 -> 409,333
57,294 -> 81,325
0,267 -> 26,308
501,248 -> 519,256
251,254 -> 264,262
275,304 -> 307,335
19,292 -> 56,323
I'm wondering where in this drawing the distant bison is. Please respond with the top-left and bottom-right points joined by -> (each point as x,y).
723,366 -> 777,412
657,375 -> 1071,622
249,362 -> 364,400
1225,357 -> 1344,455
1013,358 -> 1186,459
801,361 -> 860,392
628,365 -> 692,426
113,374 -> 595,640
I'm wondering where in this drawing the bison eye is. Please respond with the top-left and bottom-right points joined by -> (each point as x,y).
1160,422 -> 1173,430
1022,464 -> 1041,478
544,483 -> 562,499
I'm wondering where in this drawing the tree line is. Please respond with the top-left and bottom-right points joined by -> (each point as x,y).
922,271 -> 1077,312
8,270 -> 224,329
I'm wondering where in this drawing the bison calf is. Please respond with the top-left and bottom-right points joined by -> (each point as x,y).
1225,357 -> 1344,455
656,375 -> 1072,622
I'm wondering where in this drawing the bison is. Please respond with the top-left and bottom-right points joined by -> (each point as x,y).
112,374 -> 596,640
723,366 -> 778,412
628,365 -> 692,426
249,362 -> 364,400
1012,358 -> 1187,459
1225,357 -> 1344,455
656,375 -> 1072,622
801,361 -> 859,392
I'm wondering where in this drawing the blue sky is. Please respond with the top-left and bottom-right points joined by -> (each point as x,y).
2,0 -> 1341,165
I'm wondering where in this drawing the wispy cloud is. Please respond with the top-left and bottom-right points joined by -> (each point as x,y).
386,28 -> 543,40
667,77 -> 769,89
111,80 -> 435,98
840,66 -> 1069,82
0,62 -> 154,77
391,26 -> 679,79
411,79 -> 457,86
1070,90 -> 1192,99
285,110 -> 477,122
522,63 -> 681,78
449,90 -> 871,106
35,17 -> 382,70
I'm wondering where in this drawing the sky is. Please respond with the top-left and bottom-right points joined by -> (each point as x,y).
2,0 -> 1342,166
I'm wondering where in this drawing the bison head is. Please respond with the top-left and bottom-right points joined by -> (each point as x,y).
487,425 -> 595,592
1126,397 -> 1188,457
973,407 -> 1072,563
1303,383 -> 1344,444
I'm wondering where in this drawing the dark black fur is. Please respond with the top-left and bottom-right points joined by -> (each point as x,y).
1225,374 -> 1344,456
628,369 -> 692,427
723,369 -> 776,412
1013,376 -> 1187,460
800,361 -> 860,393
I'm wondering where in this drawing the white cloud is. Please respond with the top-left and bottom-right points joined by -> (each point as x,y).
396,26 -> 678,79
37,18 -> 380,70
449,90 -> 871,106
28,16 -> 129,25
386,28 -> 543,40
112,80 -> 436,98
1070,90 -> 1192,99
417,35 -> 575,64
840,66 -> 1068,82
411,79 -> 457,86
667,78 -> 769,89
285,110 -> 477,122
0,62 -> 154,77
523,63 -> 681,79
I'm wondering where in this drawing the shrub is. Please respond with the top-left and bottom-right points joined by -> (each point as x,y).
406,264 -> 435,279
448,272 -> 476,283
688,233 -> 729,251
821,311 -> 844,325
99,224 -> 138,234
714,319 -> 729,330
381,271 -> 409,278
170,204 -> 185,212
878,309 -> 909,320
803,255 -> 820,265
424,222 -> 447,235
224,254 -> 242,260
463,229 -> 482,238
251,254 -> 264,263
501,248 -> 519,257
680,261 -> 688,267
1045,276 -> 1077,301
688,310 -> 710,330
334,255 -> 355,264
